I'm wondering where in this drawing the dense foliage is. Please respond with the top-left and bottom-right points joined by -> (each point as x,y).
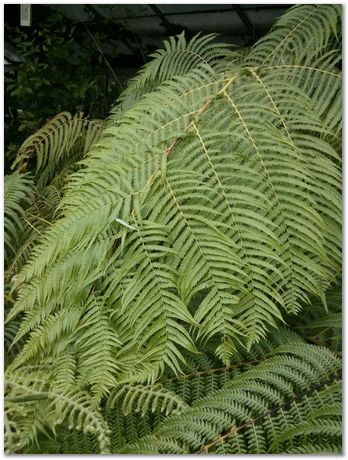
4,8 -> 122,168
4,5 -> 341,454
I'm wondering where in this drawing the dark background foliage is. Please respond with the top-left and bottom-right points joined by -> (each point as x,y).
4,4 -> 290,172
4,7 -> 122,170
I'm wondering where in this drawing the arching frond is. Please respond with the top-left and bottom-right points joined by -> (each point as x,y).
5,6 -> 341,454
8,4 -> 341,384
11,111 -> 104,189
246,4 -> 341,66
110,32 -> 239,120
121,341 -> 341,454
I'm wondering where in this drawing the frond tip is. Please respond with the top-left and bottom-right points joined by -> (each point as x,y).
107,383 -> 188,417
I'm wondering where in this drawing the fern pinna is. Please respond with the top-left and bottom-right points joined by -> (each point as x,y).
4,4 -> 341,454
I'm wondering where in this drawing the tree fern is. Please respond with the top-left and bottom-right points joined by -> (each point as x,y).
9,4 -> 341,379
4,4 -> 341,455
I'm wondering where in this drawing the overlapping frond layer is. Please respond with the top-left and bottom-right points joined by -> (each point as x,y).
15,329 -> 341,455
109,32 -> 240,121
245,4 -> 341,66
287,282 -> 342,352
4,172 -> 34,263
121,341 -> 341,454
11,111 -> 104,189
8,5 -> 341,386
4,366 -> 111,454
161,327 -> 304,405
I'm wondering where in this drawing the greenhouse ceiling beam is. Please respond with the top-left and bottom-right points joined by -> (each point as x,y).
150,5 -> 184,35
232,5 -> 257,43
86,5 -> 146,63
119,5 -> 290,21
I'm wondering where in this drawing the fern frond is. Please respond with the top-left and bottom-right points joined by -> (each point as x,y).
5,114 -> 104,289
72,295 -> 121,403
246,4 -> 341,67
5,367 -> 111,454
107,383 -> 188,417
121,341 -> 341,454
17,329 -> 341,454
11,112 -> 104,188
110,32 -> 237,120
8,3 -> 342,405
103,218 -> 198,383
4,172 -> 33,263
299,312 -> 342,330
52,353 -> 77,392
